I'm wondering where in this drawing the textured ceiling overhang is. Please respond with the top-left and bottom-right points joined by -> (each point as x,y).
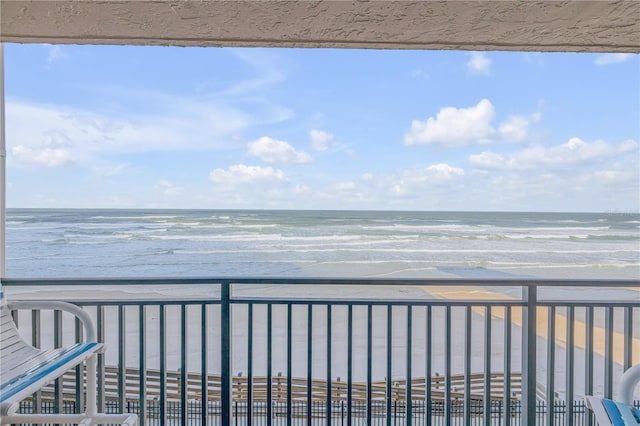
1,1 -> 639,52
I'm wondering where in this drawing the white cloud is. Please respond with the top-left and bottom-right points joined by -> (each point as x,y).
402,164 -> 465,184
222,50 -> 285,96
466,52 -> 491,75
6,98 -> 251,166
468,152 -> 506,170
406,100 -> 542,147
95,163 -> 129,177
12,145 -> 75,167
425,163 -> 465,179
498,115 -> 530,142
457,137 -> 640,211
405,99 -> 496,146
530,111 -> 542,123
6,69 -> 297,168
470,138 -> 638,171
248,136 -> 312,164
209,164 -> 287,187
156,180 -> 184,196
411,69 -> 429,79
334,181 -> 357,191
620,139 -> 639,152
595,53 -> 634,65
594,170 -> 630,183
47,46 -> 69,64
523,53 -> 545,66
310,130 -> 334,151
386,164 -> 465,196
204,164 -> 304,208
293,184 -> 312,195
345,149 -> 358,159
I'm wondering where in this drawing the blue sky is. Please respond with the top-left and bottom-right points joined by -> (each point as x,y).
4,44 -> 639,212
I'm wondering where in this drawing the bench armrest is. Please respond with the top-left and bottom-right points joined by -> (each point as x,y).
618,364 -> 640,405
8,300 -> 97,343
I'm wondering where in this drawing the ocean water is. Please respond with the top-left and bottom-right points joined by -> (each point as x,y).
4,209 -> 639,398
6,209 -> 640,279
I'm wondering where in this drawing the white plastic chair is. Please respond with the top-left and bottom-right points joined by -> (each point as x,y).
0,293 -> 137,425
586,364 -> 640,425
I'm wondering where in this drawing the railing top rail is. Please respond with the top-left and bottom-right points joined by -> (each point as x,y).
1,276 -> 639,287
5,297 -> 638,308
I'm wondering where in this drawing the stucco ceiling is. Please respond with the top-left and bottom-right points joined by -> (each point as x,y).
1,1 -> 639,52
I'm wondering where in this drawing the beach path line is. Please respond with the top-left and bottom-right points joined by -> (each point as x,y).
422,286 -> 640,366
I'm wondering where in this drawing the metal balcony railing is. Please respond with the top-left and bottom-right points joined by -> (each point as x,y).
2,277 -> 638,426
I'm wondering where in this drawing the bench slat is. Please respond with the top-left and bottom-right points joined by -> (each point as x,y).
0,335 -> 33,353
0,341 -> 102,404
2,345 -> 83,382
1,346 -> 42,375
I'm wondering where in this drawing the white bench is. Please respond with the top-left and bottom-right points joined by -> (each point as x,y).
0,295 -> 137,425
586,364 -> 640,425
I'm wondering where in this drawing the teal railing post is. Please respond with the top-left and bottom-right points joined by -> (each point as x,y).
221,281 -> 232,426
521,284 -> 537,425
0,43 -> 7,279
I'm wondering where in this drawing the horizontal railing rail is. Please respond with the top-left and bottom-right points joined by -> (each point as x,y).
2,277 -> 638,426
20,399 -> 640,426
3,276 -> 640,286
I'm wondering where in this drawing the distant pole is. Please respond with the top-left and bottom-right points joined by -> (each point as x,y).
0,43 -> 6,278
